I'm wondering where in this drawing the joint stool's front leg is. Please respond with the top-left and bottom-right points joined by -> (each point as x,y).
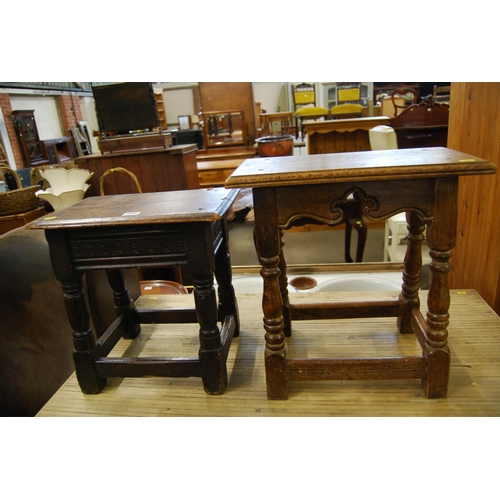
185,223 -> 227,394
192,274 -> 226,395
420,177 -> 457,398
253,188 -> 288,400
45,229 -> 105,394
423,248 -> 452,397
62,274 -> 106,394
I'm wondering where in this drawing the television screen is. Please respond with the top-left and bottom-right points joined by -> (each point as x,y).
92,82 -> 160,135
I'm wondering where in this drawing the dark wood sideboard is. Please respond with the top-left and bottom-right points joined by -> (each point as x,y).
74,144 -> 200,197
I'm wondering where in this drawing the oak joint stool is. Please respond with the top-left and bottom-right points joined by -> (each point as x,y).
27,188 -> 240,395
226,147 -> 496,400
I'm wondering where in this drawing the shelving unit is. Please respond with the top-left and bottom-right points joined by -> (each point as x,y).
154,91 -> 168,130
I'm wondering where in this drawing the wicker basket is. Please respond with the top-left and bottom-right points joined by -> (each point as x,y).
0,185 -> 40,216
0,165 -> 23,189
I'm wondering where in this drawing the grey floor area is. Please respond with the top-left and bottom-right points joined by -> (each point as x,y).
227,220 -> 385,267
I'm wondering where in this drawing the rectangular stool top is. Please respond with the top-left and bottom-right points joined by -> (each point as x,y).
27,188 -> 239,230
225,147 -> 496,188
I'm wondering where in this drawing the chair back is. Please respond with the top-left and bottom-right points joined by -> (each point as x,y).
337,83 -> 362,105
390,87 -> 418,115
292,83 -> 316,110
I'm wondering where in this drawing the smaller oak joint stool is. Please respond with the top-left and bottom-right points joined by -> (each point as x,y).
28,188 -> 240,395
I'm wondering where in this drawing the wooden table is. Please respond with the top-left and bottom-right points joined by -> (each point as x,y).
27,188 -> 240,395
259,112 -> 295,137
225,147 -> 497,400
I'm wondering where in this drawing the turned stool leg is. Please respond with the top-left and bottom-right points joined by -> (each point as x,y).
185,223 -> 226,395
46,230 -> 106,394
63,274 -> 107,394
253,188 -> 288,400
193,274 -> 226,394
398,211 -> 425,334
106,269 -> 140,340
214,216 -> 240,337
420,177 -> 457,398
279,229 -> 292,338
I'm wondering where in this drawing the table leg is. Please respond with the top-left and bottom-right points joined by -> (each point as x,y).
398,211 -> 425,334
106,269 -> 140,340
253,188 -> 288,400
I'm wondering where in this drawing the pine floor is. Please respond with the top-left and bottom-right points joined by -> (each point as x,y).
37,289 -> 500,417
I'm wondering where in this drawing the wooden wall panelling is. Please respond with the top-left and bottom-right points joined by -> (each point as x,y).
447,82 -> 500,314
198,83 -> 256,142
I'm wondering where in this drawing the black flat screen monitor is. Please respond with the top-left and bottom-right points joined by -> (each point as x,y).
92,82 -> 160,135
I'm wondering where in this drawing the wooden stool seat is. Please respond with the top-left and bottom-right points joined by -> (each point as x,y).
27,188 -> 240,395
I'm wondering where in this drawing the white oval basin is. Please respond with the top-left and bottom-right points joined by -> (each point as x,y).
313,276 -> 401,292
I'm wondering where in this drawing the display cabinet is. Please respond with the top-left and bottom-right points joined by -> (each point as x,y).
10,110 -> 49,168
320,83 -> 373,109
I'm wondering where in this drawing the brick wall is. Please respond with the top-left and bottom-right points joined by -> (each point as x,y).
0,91 -> 85,169
0,93 -> 25,168
57,94 -> 84,133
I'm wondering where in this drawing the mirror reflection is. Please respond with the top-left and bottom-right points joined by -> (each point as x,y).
202,110 -> 247,147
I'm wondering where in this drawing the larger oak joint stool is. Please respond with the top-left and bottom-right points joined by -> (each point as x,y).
225,147 -> 496,400
27,188 -> 240,396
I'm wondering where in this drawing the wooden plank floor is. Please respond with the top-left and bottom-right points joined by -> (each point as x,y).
37,289 -> 500,417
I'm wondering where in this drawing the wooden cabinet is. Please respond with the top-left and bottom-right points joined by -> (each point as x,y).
197,159 -> 242,188
75,144 -> 200,197
304,116 -> 390,154
10,110 -> 49,168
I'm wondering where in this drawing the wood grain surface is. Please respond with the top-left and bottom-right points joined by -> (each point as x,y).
37,289 -> 500,416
